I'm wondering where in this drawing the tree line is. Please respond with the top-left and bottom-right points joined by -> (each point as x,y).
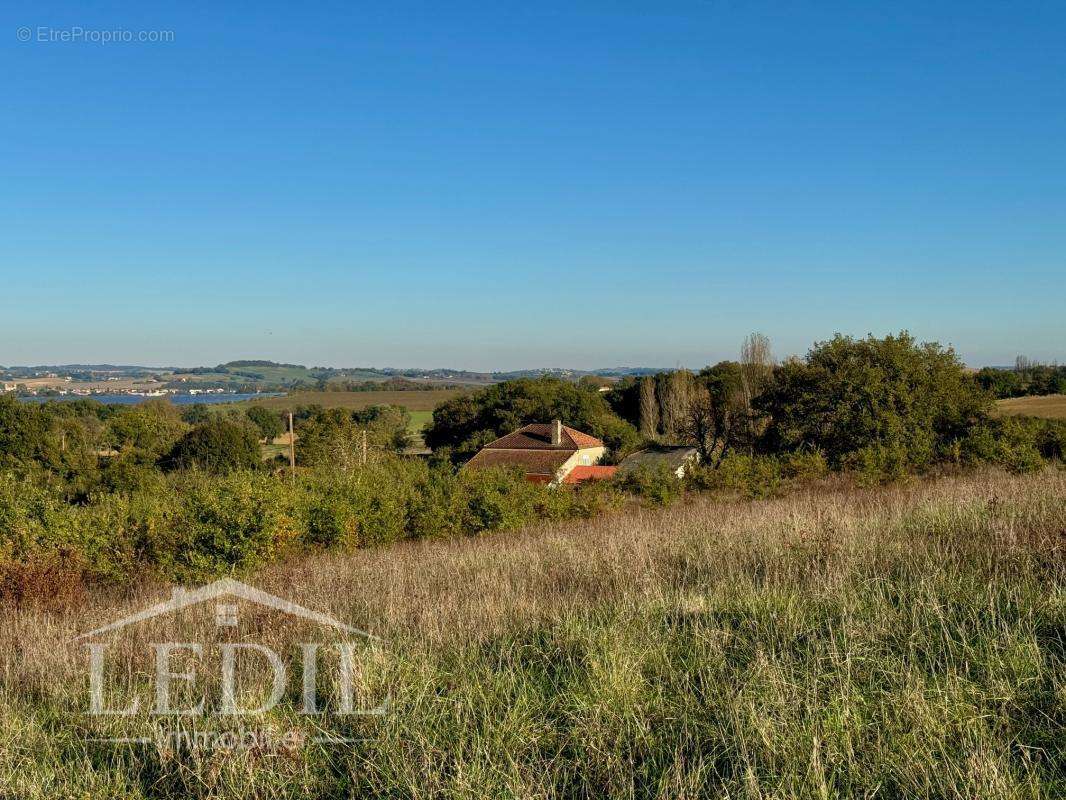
0,331 -> 1063,596
426,331 -> 1065,479
975,358 -> 1066,399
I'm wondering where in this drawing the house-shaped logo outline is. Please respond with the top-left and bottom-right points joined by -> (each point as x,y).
72,578 -> 377,643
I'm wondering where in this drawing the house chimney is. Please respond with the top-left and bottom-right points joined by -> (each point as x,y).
551,419 -> 562,446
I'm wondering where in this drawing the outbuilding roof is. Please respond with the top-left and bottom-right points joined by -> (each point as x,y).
617,445 -> 700,474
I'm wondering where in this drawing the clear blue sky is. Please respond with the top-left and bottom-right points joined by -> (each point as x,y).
2,1 -> 1063,370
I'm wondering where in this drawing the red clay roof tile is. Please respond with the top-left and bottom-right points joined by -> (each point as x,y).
563,465 -> 617,484
483,423 -> 603,451
464,448 -> 572,475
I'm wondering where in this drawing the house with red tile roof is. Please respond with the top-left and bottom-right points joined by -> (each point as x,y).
464,419 -> 608,486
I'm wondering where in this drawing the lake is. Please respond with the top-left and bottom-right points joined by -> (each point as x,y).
17,392 -> 283,406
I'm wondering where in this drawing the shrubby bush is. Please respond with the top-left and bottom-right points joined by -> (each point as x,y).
0,453 -> 629,588
688,454 -> 783,499
143,470 -> 292,582
779,448 -> 829,480
959,417 -> 1066,474
847,442 -> 911,485
618,463 -> 685,506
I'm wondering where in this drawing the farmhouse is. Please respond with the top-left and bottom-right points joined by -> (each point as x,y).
464,420 -> 606,485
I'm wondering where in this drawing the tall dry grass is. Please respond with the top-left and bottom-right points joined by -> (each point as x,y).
0,468 -> 1062,798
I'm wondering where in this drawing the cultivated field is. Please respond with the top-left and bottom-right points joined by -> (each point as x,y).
2,468 -> 1062,798
996,394 -> 1066,420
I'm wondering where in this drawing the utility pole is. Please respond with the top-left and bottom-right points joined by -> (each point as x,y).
288,412 -> 296,483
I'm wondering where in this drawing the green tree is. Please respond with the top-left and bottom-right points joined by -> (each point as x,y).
246,405 -> 284,440
162,417 -> 261,474
106,400 -> 188,462
638,376 -> 660,439
353,404 -> 412,452
181,403 -> 213,424
296,405 -> 412,469
975,367 -> 1023,399
0,396 -> 55,471
756,332 -> 992,468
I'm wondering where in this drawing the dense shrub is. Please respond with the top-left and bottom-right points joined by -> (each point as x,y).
145,471 -> 291,582
779,448 -> 830,480
960,417 -> 1066,474
617,464 -> 684,506
688,454 -> 784,498
455,467 -> 543,532
847,442 -> 911,485
0,451 -> 639,587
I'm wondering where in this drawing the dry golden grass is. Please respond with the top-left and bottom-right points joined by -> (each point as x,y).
1,468 -> 1063,798
995,393 -> 1066,420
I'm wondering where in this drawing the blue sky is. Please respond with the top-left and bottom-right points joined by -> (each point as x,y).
2,1 -> 1063,370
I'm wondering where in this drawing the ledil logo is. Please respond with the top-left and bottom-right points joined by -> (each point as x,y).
72,579 -> 388,751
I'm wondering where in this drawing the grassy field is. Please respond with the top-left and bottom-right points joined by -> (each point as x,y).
996,393 -> 1066,420
1,468 -> 1062,798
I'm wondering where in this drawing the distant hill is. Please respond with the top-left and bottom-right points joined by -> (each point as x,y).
1,360 -> 669,388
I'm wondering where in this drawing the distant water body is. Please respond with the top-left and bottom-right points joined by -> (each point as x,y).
18,392 -> 283,406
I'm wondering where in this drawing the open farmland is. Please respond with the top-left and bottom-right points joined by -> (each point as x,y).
995,393 -> 1066,420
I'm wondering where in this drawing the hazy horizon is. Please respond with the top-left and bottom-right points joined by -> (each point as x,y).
1,340 -> 1056,374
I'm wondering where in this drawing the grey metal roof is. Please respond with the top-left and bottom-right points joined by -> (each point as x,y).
617,446 -> 699,474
